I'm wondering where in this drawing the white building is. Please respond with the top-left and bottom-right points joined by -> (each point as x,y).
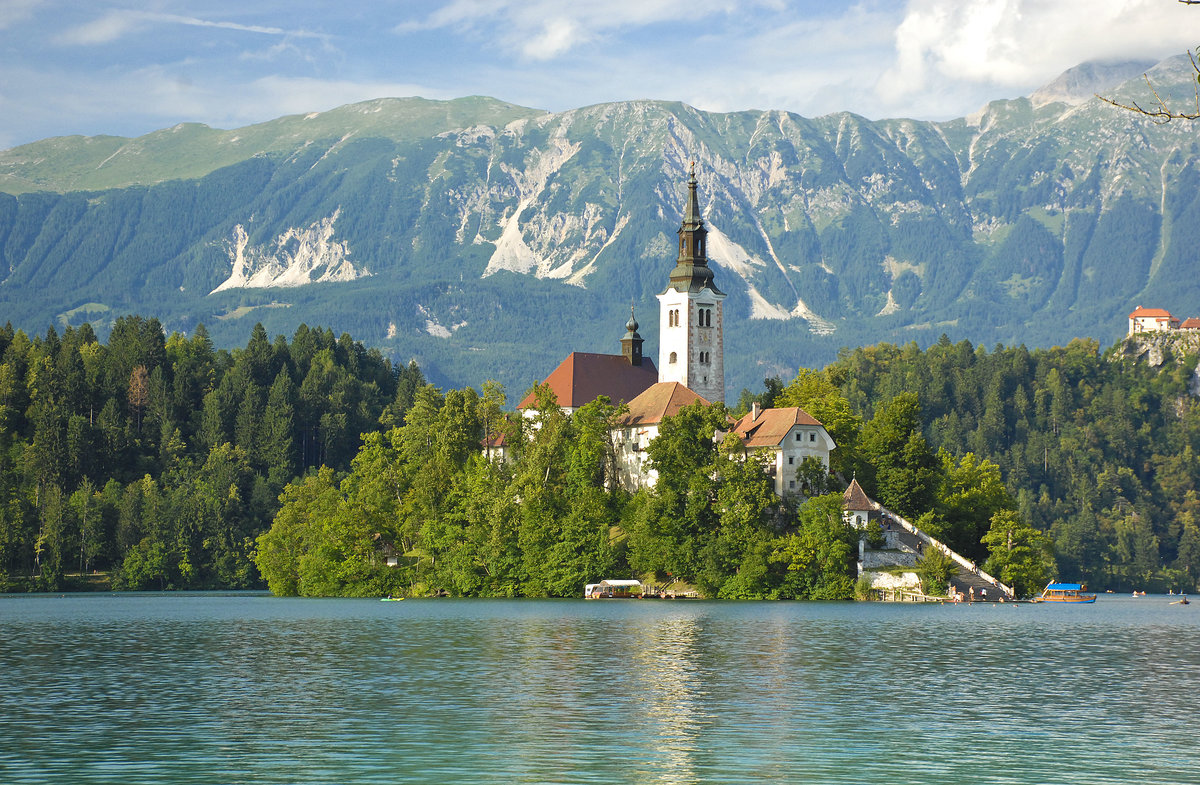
657,164 -> 726,404
612,381 -> 710,491
515,166 -> 834,496
1128,306 -> 1179,335
728,403 -> 836,496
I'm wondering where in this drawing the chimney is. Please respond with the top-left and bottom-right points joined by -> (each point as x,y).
751,402 -> 760,421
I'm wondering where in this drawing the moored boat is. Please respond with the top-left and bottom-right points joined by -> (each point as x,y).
584,579 -> 643,599
1033,582 -> 1096,603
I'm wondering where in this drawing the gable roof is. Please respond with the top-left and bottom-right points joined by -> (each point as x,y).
1129,306 -> 1174,319
518,352 -> 659,410
843,478 -> 876,511
617,382 -> 710,427
729,406 -> 825,449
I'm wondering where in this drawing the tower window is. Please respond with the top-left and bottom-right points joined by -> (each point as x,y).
669,351 -> 677,364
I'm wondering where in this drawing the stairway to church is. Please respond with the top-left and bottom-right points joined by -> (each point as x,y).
876,506 -> 1014,600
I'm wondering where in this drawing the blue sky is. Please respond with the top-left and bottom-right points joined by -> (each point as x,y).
1,0 -> 1195,149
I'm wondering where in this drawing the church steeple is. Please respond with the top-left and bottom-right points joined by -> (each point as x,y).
656,164 -> 727,403
667,162 -> 724,296
620,301 -> 644,366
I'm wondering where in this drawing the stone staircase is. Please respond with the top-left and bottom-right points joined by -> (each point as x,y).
866,505 -> 1014,601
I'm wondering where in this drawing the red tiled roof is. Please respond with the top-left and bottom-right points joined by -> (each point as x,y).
1181,318 -> 1200,330
843,478 -> 876,511
518,352 -> 659,410
616,382 -> 710,427
729,406 -> 824,449
1129,306 -> 1174,319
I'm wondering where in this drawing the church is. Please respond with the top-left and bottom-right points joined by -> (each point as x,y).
514,165 -> 833,495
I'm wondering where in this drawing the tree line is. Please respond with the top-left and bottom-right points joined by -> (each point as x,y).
795,334 -> 1200,593
6,314 -> 1194,598
0,316 -> 423,591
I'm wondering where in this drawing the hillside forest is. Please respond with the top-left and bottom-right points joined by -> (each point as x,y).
2,317 -> 1198,598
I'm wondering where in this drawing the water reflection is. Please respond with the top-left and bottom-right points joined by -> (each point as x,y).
629,612 -> 705,784
3,594 -> 1200,784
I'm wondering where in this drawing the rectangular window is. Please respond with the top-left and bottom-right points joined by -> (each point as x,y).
788,456 -> 794,465
809,433 -> 815,442
795,433 -> 801,442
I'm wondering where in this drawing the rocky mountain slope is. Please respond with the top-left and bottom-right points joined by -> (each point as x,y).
2,57 -> 1198,397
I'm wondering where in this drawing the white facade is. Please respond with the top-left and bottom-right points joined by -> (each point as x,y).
656,285 -> 726,404
765,424 -> 835,496
1128,307 -> 1178,335
613,423 -> 659,491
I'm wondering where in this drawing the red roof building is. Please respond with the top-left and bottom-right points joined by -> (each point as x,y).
1181,318 -> 1200,330
517,351 -> 659,412
727,404 -> 836,496
1128,306 -> 1179,335
611,382 -> 711,490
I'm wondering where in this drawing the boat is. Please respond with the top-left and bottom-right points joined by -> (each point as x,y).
1171,596 -> 1190,606
380,596 -> 405,602
584,579 -> 643,599
1032,582 -> 1096,603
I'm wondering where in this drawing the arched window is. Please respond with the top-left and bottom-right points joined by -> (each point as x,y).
669,351 -> 677,364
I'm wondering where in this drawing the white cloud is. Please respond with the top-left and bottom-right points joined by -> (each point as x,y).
397,0 -> 782,60
57,9 -> 328,47
0,0 -> 41,31
57,9 -> 145,45
880,0 -> 1196,104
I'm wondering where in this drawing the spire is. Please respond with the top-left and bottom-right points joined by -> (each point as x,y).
666,163 -> 724,295
620,300 -> 644,366
683,160 -> 702,229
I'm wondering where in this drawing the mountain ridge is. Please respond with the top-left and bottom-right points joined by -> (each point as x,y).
1,56 -> 1198,398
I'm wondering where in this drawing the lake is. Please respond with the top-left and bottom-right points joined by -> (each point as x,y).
1,593 -> 1197,784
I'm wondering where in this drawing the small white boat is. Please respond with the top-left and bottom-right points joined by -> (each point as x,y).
584,579 -> 643,599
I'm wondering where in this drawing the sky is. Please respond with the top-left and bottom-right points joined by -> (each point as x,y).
1,0 -> 1196,150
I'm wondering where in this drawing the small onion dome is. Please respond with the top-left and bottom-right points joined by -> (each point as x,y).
623,305 -> 641,339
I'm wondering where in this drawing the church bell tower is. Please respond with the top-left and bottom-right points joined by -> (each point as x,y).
656,164 -> 726,403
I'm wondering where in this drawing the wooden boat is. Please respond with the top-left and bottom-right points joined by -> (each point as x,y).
1033,582 -> 1096,603
584,579 -> 643,599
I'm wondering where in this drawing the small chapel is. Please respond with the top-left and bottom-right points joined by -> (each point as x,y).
513,165 -> 834,495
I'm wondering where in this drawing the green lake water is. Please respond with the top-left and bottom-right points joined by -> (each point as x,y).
1,593 -> 1197,784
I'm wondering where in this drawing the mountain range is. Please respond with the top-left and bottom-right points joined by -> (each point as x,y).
2,55 -> 1199,398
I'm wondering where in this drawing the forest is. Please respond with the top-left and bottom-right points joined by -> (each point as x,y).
2,316 -> 1197,598
0,316 -> 423,592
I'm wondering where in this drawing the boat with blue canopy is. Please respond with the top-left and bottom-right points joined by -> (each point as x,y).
1033,582 -> 1096,603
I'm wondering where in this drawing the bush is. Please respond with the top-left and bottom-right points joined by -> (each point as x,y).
915,546 -> 957,596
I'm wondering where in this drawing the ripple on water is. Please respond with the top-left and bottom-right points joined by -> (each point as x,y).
2,594 -> 1198,784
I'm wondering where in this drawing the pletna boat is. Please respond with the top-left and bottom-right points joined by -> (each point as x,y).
584,579 -> 643,599
1033,582 -> 1096,603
